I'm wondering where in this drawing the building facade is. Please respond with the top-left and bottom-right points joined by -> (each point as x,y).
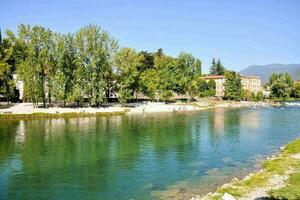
240,75 -> 261,94
12,74 -> 24,100
203,74 -> 262,97
202,75 -> 225,97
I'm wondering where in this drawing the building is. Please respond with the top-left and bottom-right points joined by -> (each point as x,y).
202,75 -> 225,97
203,74 -> 262,97
240,75 -> 261,94
12,74 -> 24,100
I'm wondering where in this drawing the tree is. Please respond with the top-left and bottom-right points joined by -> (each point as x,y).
74,24 -> 118,106
0,29 -> 17,104
210,58 -> 225,75
115,47 -> 144,104
176,52 -> 202,97
52,33 -> 77,106
198,79 -> 209,97
15,24 -> 54,107
292,82 -> 300,98
271,79 -> 290,98
207,79 -> 216,96
5,23 -> 213,106
241,90 -> 255,101
255,91 -> 264,101
139,69 -> 160,101
139,51 -> 154,71
267,73 -> 293,98
224,71 -> 242,100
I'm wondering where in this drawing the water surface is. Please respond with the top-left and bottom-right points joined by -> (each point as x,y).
1,107 -> 300,199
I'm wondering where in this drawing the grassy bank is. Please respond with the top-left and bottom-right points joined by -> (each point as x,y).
0,111 -> 126,120
203,138 -> 300,200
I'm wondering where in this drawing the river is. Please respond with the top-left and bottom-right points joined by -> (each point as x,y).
1,106 -> 300,199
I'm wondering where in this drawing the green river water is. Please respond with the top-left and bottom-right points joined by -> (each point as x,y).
1,106 -> 300,199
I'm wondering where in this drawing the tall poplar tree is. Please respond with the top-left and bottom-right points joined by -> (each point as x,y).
115,47 -> 144,104
52,33 -> 77,106
16,24 -> 54,107
210,58 -> 225,75
224,71 -> 242,100
0,29 -> 16,104
74,24 -> 118,106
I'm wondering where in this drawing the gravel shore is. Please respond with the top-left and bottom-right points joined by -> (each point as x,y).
0,100 -> 280,116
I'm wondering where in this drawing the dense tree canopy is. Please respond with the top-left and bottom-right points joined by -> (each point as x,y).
224,71 -> 242,100
292,82 -> 300,98
267,73 -> 293,98
0,29 -> 17,103
210,58 -> 225,75
115,47 -> 144,104
0,24 -> 207,106
2,24 -> 300,106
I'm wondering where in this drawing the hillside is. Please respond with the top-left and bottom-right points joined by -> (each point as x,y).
240,64 -> 300,84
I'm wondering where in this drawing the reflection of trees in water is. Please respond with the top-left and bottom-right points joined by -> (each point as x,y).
223,109 -> 241,139
130,113 -> 200,161
0,113 -> 202,199
0,120 -> 20,165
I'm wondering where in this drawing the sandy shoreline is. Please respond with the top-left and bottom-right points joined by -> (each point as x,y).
0,100 -> 279,116
0,101 -> 279,115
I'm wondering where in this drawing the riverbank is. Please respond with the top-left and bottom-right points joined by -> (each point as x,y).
0,100 -> 281,119
195,138 -> 300,200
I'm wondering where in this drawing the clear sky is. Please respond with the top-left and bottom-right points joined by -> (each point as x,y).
1,0 -> 300,72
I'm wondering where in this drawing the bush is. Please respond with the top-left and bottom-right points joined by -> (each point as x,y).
292,82 -> 300,98
160,90 -> 173,102
255,91 -> 264,101
241,90 -> 254,101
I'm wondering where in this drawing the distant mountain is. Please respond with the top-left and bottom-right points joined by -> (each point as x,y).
240,64 -> 300,84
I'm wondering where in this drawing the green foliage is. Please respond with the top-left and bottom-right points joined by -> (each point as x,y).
255,91 -> 264,101
0,29 -> 19,103
52,33 -> 77,106
210,58 -> 225,75
271,79 -> 291,98
3,24 -> 208,106
139,69 -> 160,100
74,24 -> 118,106
176,52 -> 202,95
241,90 -> 264,101
117,87 -> 133,105
15,24 -> 55,107
268,73 -> 293,99
292,82 -> 300,98
160,90 -> 173,102
197,79 -> 216,97
268,173 -> 300,200
284,138 -> 300,154
138,50 -> 202,101
241,90 -> 255,101
115,47 -> 144,103
207,138 -> 300,200
224,71 -> 242,100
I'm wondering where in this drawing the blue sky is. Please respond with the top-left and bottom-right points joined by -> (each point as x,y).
1,0 -> 300,72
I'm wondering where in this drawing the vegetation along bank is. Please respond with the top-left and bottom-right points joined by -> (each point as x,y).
195,138 -> 300,200
1,24 -> 300,109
